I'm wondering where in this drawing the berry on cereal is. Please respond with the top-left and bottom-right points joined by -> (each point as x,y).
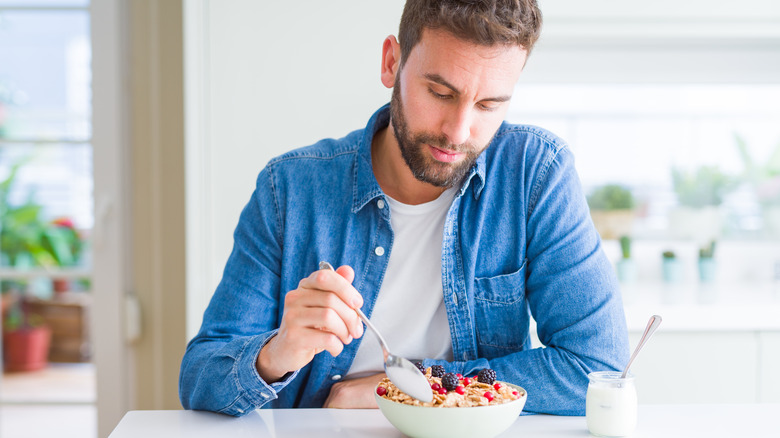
441,373 -> 459,391
477,368 -> 497,385
431,365 -> 446,378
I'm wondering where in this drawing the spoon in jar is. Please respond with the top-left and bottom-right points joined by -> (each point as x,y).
319,261 -> 433,402
622,314 -> 662,379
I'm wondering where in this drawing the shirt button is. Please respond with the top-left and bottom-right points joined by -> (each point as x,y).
331,374 -> 342,381
374,246 -> 385,256
377,199 -> 385,209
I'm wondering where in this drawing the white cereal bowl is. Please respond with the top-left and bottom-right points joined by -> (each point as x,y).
375,382 -> 527,438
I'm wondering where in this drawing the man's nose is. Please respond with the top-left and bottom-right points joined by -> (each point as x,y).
441,105 -> 472,146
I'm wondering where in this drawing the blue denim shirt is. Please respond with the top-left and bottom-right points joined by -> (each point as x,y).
179,104 -> 629,416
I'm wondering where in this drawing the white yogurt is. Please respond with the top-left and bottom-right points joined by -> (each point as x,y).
586,371 -> 637,437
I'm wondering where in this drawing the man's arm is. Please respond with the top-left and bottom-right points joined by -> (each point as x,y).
179,169 -> 363,415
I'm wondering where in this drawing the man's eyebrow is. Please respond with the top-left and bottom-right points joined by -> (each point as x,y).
423,73 -> 512,103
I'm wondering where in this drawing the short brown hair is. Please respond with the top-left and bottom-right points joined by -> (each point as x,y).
398,0 -> 543,66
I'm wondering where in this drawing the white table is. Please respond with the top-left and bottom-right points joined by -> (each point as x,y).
109,404 -> 779,437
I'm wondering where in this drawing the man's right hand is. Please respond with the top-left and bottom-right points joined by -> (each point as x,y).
256,265 -> 364,383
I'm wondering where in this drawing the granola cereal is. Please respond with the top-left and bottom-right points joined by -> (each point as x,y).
376,367 -> 525,407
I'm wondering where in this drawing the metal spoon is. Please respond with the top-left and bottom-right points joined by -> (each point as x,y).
622,314 -> 662,379
319,261 -> 433,402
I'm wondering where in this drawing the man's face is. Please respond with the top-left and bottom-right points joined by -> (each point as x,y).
389,29 -> 527,188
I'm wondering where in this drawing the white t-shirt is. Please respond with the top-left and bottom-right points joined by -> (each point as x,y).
346,188 -> 457,379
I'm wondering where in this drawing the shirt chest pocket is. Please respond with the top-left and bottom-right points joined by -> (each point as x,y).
473,261 -> 528,356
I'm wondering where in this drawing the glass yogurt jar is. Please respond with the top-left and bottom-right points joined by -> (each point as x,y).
586,371 -> 637,437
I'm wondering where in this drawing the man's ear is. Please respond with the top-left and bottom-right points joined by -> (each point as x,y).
380,35 -> 401,89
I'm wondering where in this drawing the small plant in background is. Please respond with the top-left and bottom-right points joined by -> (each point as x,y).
661,250 -> 682,284
671,166 -> 735,208
698,241 -> 717,283
615,235 -> 637,284
699,241 -> 716,259
619,235 -> 632,260
3,295 -> 45,332
587,184 -> 635,211
587,184 -> 636,240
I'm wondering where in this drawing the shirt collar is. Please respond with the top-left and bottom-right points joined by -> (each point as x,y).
352,104 -> 487,213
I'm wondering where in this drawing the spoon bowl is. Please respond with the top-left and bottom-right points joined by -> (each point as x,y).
319,261 -> 433,402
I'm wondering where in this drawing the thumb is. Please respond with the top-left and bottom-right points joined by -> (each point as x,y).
335,265 -> 355,284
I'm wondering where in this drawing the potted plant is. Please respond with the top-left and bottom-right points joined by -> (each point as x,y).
2,294 -> 52,372
669,166 -> 735,240
0,160 -> 84,273
615,235 -> 637,283
698,241 -> 717,283
1,159 -> 84,370
661,250 -> 682,283
587,184 -> 636,240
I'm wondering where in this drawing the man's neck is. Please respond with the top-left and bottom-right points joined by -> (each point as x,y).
371,126 -> 447,205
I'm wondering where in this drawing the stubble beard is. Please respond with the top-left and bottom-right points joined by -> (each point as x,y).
389,80 -> 485,189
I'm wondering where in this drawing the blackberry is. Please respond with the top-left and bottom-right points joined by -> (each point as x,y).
430,365 -> 446,378
414,361 -> 425,374
477,368 -> 496,385
441,373 -> 459,391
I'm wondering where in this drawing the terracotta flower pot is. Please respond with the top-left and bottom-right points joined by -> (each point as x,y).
2,326 -> 52,372
52,278 -> 70,294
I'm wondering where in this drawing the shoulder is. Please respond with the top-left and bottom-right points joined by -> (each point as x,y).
267,128 -> 363,168
485,122 -> 574,174
253,127 -> 367,200
493,122 -> 569,157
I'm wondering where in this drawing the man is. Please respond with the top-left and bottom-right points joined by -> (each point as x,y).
180,0 -> 628,416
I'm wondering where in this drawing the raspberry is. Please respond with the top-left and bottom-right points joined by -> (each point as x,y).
477,368 -> 496,385
430,365 -> 445,378
441,373 -> 459,391
376,386 -> 387,396
414,362 -> 425,374
484,391 -> 494,402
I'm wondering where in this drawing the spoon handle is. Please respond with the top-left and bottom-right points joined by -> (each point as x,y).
318,261 -> 392,356
622,314 -> 662,379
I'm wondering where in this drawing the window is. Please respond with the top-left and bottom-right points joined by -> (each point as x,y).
1,2 -> 95,437
509,84 -> 780,240
507,4 -> 780,293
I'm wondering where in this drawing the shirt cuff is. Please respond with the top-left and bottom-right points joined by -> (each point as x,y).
236,330 -> 300,407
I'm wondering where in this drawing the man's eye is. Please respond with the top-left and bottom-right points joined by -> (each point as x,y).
429,89 -> 452,100
478,103 -> 499,112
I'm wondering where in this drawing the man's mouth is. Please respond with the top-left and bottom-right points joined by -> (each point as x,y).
428,145 -> 465,163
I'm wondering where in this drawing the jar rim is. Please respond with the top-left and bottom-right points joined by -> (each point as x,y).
588,371 -> 634,381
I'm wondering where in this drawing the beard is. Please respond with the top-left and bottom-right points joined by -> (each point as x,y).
389,80 -> 487,189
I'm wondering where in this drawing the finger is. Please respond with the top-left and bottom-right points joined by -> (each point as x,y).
286,287 -> 364,339
285,306 -> 353,344
300,269 -> 364,310
284,326 -> 345,358
335,265 -> 355,284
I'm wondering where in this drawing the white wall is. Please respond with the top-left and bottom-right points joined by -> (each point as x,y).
185,1 -> 404,337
